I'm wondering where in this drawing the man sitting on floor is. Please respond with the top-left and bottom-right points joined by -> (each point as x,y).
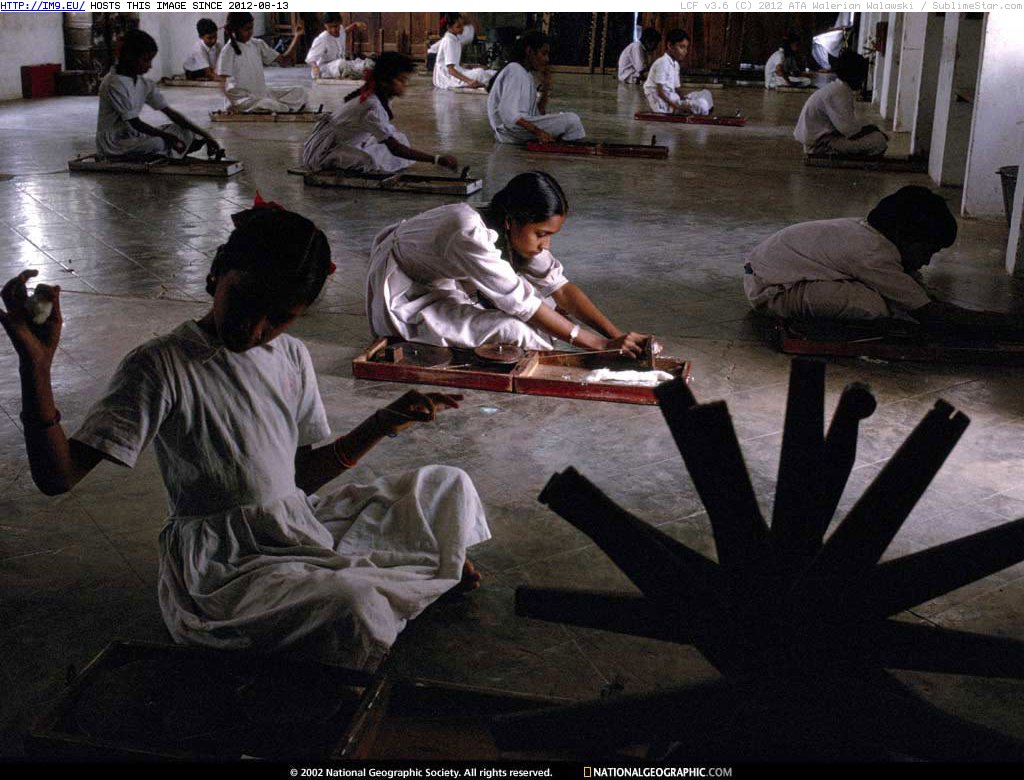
743,186 -> 1024,335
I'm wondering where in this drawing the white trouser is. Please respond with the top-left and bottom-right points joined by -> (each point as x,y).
810,130 -> 888,157
494,112 -> 586,144
318,131 -> 414,174
100,123 -> 194,159
767,74 -> 813,89
227,86 -> 308,113
744,272 -> 891,320
320,58 -> 370,80
644,88 -> 713,115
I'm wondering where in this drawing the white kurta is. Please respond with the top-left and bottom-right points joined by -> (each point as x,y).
305,30 -> 368,80
72,321 -> 489,670
642,54 -> 712,115
794,80 -> 887,155
217,38 -> 308,113
743,218 -> 931,320
183,39 -> 221,74
617,41 -> 646,83
486,62 -> 585,144
95,71 -> 193,159
366,203 -> 569,349
302,93 -> 412,173
432,30 -> 495,89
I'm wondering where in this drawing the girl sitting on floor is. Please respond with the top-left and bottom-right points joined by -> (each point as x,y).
0,199 -> 489,670
97,29 -> 221,160
303,53 -> 458,174
486,30 -> 585,145
218,12 -> 308,113
366,171 -> 648,354
432,12 -> 496,90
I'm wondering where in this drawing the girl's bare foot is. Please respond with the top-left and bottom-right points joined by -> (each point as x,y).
457,558 -> 482,592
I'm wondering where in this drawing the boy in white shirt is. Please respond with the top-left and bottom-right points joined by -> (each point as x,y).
182,18 -> 221,81
306,12 -> 369,80
618,28 -> 661,84
643,29 -> 714,116
794,49 -> 886,156
744,186 -> 1024,334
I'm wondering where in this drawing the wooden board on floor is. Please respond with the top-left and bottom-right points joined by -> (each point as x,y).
352,338 -> 691,405
776,319 -> 1024,365
803,154 -> 927,172
634,112 -> 746,127
68,154 -> 243,178
774,85 -> 816,93
159,76 -> 222,88
313,77 -> 365,86
294,168 -> 483,196
210,109 -> 323,123
339,678 -> 577,760
680,81 -> 725,90
27,640 -> 376,761
525,138 -> 669,160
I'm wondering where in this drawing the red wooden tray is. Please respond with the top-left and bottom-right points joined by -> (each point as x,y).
634,112 -> 747,127
526,138 -> 669,159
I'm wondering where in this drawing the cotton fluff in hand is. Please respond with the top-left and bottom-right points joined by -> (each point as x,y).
25,285 -> 55,325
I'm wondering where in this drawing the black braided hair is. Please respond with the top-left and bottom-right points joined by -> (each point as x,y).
224,12 -> 253,56
477,171 -> 568,262
343,52 -> 415,119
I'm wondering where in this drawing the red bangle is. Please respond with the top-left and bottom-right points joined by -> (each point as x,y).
332,438 -> 358,470
20,409 -> 61,430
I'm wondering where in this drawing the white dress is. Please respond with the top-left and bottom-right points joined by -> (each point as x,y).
366,203 -> 569,349
743,218 -> 931,320
794,80 -> 887,156
182,39 -> 221,75
95,71 -> 193,159
71,321 -> 490,670
486,62 -> 585,144
302,93 -> 412,173
306,30 -> 368,80
217,38 -> 308,113
432,31 -> 495,90
643,54 -> 713,115
617,41 -> 646,83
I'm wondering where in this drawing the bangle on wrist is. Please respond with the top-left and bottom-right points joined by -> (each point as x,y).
568,323 -> 581,346
20,409 -> 61,430
433,154 -> 440,165
332,438 -> 359,470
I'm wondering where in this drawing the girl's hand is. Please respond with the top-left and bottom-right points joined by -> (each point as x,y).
311,64 -> 321,78
603,331 -> 648,359
467,79 -> 484,89
535,129 -> 555,144
436,154 -> 458,171
165,134 -> 187,154
0,270 -> 62,368
376,390 -> 463,435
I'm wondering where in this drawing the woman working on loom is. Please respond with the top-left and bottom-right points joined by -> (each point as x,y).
366,171 -> 647,355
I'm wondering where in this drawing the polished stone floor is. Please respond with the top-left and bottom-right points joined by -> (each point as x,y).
2,66 -> 1024,758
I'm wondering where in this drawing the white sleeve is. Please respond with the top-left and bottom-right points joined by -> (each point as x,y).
306,34 -> 327,65
364,101 -> 397,142
824,87 -> 862,138
144,80 -> 169,112
182,40 -> 206,71
445,222 -> 545,320
71,347 -> 174,468
292,340 -> 331,446
518,250 -> 569,299
438,34 -> 461,71
216,45 -> 235,77
498,65 -> 535,126
257,39 -> 280,66
102,77 -> 138,120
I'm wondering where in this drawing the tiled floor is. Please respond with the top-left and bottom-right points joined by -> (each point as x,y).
2,67 -> 1024,758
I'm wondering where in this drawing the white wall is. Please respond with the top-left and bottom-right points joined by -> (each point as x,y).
929,13 -> 984,186
962,14 -> 1024,218
137,12 -> 266,79
0,13 -> 65,102
893,13 -> 926,133
912,13 -> 944,157
879,12 -> 903,121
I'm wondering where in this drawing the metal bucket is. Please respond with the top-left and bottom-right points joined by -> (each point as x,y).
998,165 -> 1019,227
